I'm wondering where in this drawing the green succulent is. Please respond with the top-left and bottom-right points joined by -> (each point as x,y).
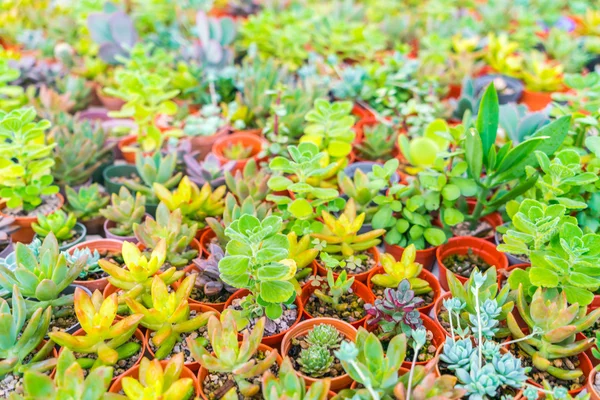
31,210 -> 77,242
306,324 -> 343,349
124,152 -> 182,204
298,344 -> 334,378
65,184 -> 109,221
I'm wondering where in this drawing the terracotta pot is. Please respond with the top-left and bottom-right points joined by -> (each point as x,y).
432,292 -> 452,336
384,242 -> 438,271
233,128 -> 263,137
96,85 -> 125,111
144,304 -> 220,372
103,219 -> 137,243
587,368 -> 600,400
188,126 -> 230,161
300,280 -> 374,329
314,247 -> 380,283
109,361 -> 200,396
118,135 -> 140,164
71,239 -> 125,293
351,103 -> 375,122
0,193 -> 64,243
198,227 -> 216,256
224,289 -> 304,348
61,327 -> 147,381
436,236 -> 508,291
520,88 -> 553,111
197,343 -> 282,400
366,266 -> 441,316
212,132 -> 267,173
497,263 -> 530,289
526,351 -> 593,397
281,318 -> 357,391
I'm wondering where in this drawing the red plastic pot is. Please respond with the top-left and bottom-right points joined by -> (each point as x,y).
520,88 -> 553,111
188,126 -> 230,161
117,135 -> 140,164
197,343 -> 282,400
212,132 -> 267,173
144,304 -> 219,372
384,242 -> 438,271
109,360 -> 200,396
351,103 -> 375,122
436,236 -> 508,291
366,266 -> 441,316
71,239 -> 125,293
445,84 -> 462,100
0,193 -> 64,243
300,280 -> 374,329
223,289 -> 303,348
314,247 -> 380,284
281,318 -> 357,391
198,227 -> 216,256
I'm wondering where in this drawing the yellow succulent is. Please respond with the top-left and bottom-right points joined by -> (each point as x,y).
370,245 -> 432,294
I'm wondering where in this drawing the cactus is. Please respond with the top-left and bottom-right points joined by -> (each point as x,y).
99,187 -> 146,237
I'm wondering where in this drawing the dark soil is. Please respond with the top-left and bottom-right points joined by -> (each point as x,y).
508,343 -> 584,392
443,249 -> 491,278
57,230 -> 82,248
48,302 -> 77,335
305,290 -> 365,323
101,250 -> 125,268
150,327 -> 210,362
79,269 -> 108,281
229,296 -> 298,338
202,350 -> 279,400
404,329 -> 437,363
451,220 -> 493,238
185,271 -> 231,304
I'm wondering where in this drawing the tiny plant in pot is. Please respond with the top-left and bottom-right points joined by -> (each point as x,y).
64,247 -> 107,284
65,184 -> 109,236
288,324 -> 345,381
262,357 -> 332,399
99,187 -> 146,241
31,209 -> 85,250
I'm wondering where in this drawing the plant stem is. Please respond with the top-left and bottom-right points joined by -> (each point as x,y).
350,360 -> 380,400
406,342 -> 423,400
474,287 -> 483,369
469,186 -> 490,231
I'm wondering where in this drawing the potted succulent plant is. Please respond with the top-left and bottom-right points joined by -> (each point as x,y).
100,187 -> 146,242
64,184 -> 109,236
182,104 -> 231,159
184,152 -> 235,189
68,238 -> 125,292
32,210 -> 86,251
212,132 -> 267,172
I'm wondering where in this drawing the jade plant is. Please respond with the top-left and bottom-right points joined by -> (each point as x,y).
31,210 -> 77,242
99,187 -> 146,237
125,275 -> 216,359
50,288 -> 143,370
10,348 -> 114,400
370,246 -> 431,294
0,108 -> 59,211
133,202 -> 198,268
188,311 -> 278,398
218,214 -> 296,322
65,184 -> 109,222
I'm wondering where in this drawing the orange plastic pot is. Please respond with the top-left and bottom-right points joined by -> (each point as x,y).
445,84 -> 462,100
520,88 -> 553,111
527,351 -> 593,397
70,239 -> 125,293
60,327 -> 147,382
232,128 -> 263,137
281,318 -> 357,391
384,242 -> 438,271
314,247 -> 380,284
436,236 -> 508,291
0,193 -> 64,243
300,280 -> 374,329
587,368 -> 600,400
197,343 -> 282,400
188,126 -> 230,161
223,289 -> 304,348
109,360 -> 200,396
351,103 -> 375,122
212,132 -> 267,173
144,304 -> 219,372
117,135 -> 140,164
366,266 -> 440,316
198,227 -> 216,256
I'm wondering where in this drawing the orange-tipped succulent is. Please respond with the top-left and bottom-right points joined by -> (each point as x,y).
49,288 -> 143,368
125,274 -> 216,359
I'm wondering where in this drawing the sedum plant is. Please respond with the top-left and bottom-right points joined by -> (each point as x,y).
0,234 -> 85,310
116,353 -> 194,400
0,286 -> 55,378
507,286 -> 600,382
0,107 -> 59,211
189,311 -> 278,398
125,152 -> 182,204
99,240 -> 183,306
312,199 -> 385,259
262,357 -> 331,400
65,184 -> 109,222
99,187 -> 146,237
219,214 -> 296,322
31,210 -> 77,242
125,275 -> 216,359
224,158 -> 270,205
49,288 -> 143,369
153,176 -> 226,228
370,245 -> 431,294
133,203 -> 198,268
10,348 -> 113,400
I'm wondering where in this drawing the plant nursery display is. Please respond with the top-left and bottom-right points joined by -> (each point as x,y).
1,0 -> 600,399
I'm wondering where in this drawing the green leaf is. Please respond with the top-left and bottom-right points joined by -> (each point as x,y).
529,267 -> 559,287
464,128 -> 482,182
289,199 -> 314,219
259,281 -> 295,302
443,208 -> 464,226
264,303 -> 283,319
424,228 -> 446,246
267,176 -> 293,191
218,256 -> 249,275
476,84 -> 499,167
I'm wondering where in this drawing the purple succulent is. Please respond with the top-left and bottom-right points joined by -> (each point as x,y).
87,5 -> 137,65
365,279 -> 424,340
192,243 -> 236,296
184,152 -> 235,188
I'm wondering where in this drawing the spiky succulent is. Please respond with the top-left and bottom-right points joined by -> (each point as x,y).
191,243 -> 236,297
0,286 -> 55,377
49,288 -> 143,368
125,275 -> 215,359
298,344 -> 334,378
31,210 -> 77,242
63,247 -> 102,280
306,324 -> 343,349
0,234 -> 85,309
99,187 -> 146,237
118,353 -> 194,400
188,311 -> 278,398
153,176 -> 226,228
366,279 -> 425,341
124,152 -> 182,204
133,203 -> 198,268
65,184 -> 109,221
371,245 -> 432,294
184,152 -> 235,188
224,158 -> 270,205
262,357 -> 331,400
